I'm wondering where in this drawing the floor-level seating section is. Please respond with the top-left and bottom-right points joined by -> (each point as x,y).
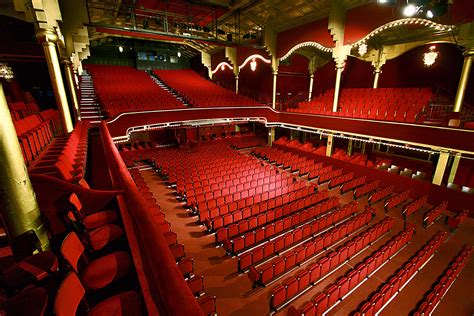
353,231 -> 447,315
217,189 -> 328,245
328,172 -> 354,189
86,64 -> 185,116
289,87 -> 432,123
248,204 -> 371,286
368,185 -> 394,205
13,111 -> 61,166
341,176 -> 367,193
153,69 -> 261,107
287,225 -> 415,316
384,190 -> 411,211
402,195 -> 428,220
354,180 -> 380,199
423,201 -> 448,228
446,210 -> 469,232
411,244 -> 472,316
253,147 -> 324,176
270,217 -> 394,310
29,121 -> 89,183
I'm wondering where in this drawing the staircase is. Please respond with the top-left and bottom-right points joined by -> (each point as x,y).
79,70 -> 103,123
149,72 -> 190,107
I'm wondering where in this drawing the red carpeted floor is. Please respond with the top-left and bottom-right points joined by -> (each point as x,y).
138,149 -> 474,316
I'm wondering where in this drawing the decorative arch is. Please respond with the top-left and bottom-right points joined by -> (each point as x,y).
211,61 -> 233,74
238,54 -> 271,70
279,42 -> 333,62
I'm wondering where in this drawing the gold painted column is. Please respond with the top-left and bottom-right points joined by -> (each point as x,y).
326,134 -> 334,157
432,151 -> 450,185
453,49 -> 474,113
268,127 -> 275,146
235,75 -> 239,94
0,81 -> 50,255
448,152 -> 461,184
347,139 -> 353,156
308,73 -> 315,101
62,59 -> 81,121
373,66 -> 382,89
37,29 -> 73,134
332,64 -> 344,112
272,70 -> 278,110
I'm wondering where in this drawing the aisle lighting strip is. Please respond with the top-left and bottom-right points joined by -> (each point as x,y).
351,18 -> 456,48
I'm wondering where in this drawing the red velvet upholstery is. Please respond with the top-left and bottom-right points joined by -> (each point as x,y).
0,287 -> 48,316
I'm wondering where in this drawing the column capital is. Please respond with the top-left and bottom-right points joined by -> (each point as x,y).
36,28 -> 58,45
373,66 -> 382,74
60,58 -> 72,66
309,73 -> 315,78
272,70 -> 278,76
463,48 -> 474,57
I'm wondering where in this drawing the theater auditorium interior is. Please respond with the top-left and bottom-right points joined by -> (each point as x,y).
0,0 -> 474,315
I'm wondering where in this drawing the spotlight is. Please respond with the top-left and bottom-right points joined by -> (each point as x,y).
403,4 -> 418,17
377,0 -> 396,5
177,51 -> 181,58
118,46 -> 124,53
426,9 -> 434,18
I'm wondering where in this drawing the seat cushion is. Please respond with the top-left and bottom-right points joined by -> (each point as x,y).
0,287 -> 48,316
82,251 -> 131,290
89,225 -> 124,251
1,251 -> 58,291
84,210 -> 118,230
88,291 -> 142,316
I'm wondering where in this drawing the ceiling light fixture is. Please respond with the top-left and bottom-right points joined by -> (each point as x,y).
177,51 -> 181,58
118,46 -> 124,53
0,62 -> 14,81
403,3 -> 419,17
250,58 -> 257,71
358,43 -> 368,56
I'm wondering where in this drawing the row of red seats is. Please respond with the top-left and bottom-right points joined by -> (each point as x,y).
354,180 -> 380,199
270,216 -> 394,310
14,111 -> 61,166
290,87 -> 432,123
423,201 -> 448,228
354,231 -> 447,315
247,202 -> 359,285
340,176 -> 367,193
29,122 -> 89,183
153,69 -> 261,107
308,166 -> 333,180
384,189 -> 411,210
237,197 -> 341,271
402,195 -> 428,219
446,210 -> 469,232
316,168 -> 343,184
203,182 -> 308,230
287,225 -> 416,316
193,174 -> 293,212
223,193 -> 334,253
412,244 -> 472,316
368,185 -> 394,205
328,172 -> 354,189
185,170 -> 277,203
216,190 -> 328,244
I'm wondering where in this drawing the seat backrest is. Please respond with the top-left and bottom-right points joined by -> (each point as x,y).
60,232 -> 86,273
69,193 -> 83,213
54,272 -> 86,316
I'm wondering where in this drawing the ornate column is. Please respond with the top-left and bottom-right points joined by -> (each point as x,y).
450,49 -> 474,126
326,134 -> 334,157
0,65 -> 50,256
432,151 -> 450,185
235,75 -> 239,94
308,73 -> 315,101
62,59 -> 81,121
373,66 -> 382,89
268,127 -> 275,146
448,152 -> 462,184
37,29 -> 73,134
272,70 -> 278,109
347,139 -> 353,156
332,63 -> 344,112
